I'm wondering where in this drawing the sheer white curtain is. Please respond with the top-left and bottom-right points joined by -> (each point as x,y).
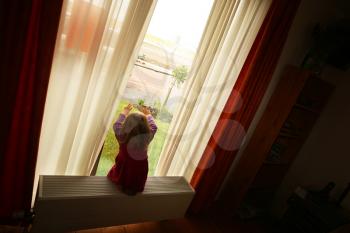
155,0 -> 272,180
35,0 -> 156,182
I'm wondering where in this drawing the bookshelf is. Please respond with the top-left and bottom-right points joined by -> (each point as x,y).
240,65 -> 334,215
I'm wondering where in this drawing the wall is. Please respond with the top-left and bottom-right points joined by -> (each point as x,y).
271,67 -> 350,216
218,0 -> 340,198
270,0 -> 350,216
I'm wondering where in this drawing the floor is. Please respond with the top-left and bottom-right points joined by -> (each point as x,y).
74,212 -> 268,233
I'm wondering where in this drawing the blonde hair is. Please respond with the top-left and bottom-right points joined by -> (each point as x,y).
120,113 -> 151,151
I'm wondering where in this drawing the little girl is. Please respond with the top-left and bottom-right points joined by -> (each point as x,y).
107,103 -> 157,195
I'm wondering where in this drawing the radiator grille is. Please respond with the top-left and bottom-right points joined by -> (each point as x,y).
39,176 -> 193,199
33,175 -> 195,233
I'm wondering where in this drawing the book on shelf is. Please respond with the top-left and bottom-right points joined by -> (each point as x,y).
280,121 -> 303,138
266,142 -> 286,163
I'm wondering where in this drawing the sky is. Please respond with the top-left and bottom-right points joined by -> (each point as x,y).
146,0 -> 214,51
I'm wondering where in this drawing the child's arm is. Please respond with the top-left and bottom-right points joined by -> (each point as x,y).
113,104 -> 133,141
140,106 -> 158,136
113,113 -> 126,141
146,115 -> 158,135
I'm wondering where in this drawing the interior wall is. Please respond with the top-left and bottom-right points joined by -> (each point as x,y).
270,0 -> 350,216
218,0 -> 339,198
271,67 -> 350,216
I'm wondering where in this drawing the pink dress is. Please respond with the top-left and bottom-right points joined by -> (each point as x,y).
107,114 -> 157,192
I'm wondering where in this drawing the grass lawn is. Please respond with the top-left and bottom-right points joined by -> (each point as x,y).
96,100 -> 170,176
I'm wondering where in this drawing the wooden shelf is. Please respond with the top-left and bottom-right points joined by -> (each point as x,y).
263,160 -> 289,165
237,66 -> 334,212
278,132 -> 299,139
251,163 -> 290,189
246,67 -> 334,206
294,103 -> 320,114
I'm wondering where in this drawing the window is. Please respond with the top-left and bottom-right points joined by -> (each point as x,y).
36,0 -> 272,195
95,0 -> 214,176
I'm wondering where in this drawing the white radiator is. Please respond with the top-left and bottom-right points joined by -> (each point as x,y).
31,175 -> 195,233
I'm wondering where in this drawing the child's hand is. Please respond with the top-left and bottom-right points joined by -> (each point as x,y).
122,103 -> 133,115
140,106 -> 151,116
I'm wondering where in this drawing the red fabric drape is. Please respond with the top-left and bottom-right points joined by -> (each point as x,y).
0,0 -> 62,218
189,0 -> 301,213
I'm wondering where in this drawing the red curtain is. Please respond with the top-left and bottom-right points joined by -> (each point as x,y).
189,0 -> 301,213
0,0 -> 62,218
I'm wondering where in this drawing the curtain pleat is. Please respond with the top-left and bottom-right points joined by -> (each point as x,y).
34,0 -> 156,202
155,0 -> 272,181
189,0 -> 301,213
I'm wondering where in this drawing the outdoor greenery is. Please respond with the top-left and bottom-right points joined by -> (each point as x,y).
162,65 -> 188,108
96,59 -> 188,177
96,99 -> 170,176
172,65 -> 189,86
